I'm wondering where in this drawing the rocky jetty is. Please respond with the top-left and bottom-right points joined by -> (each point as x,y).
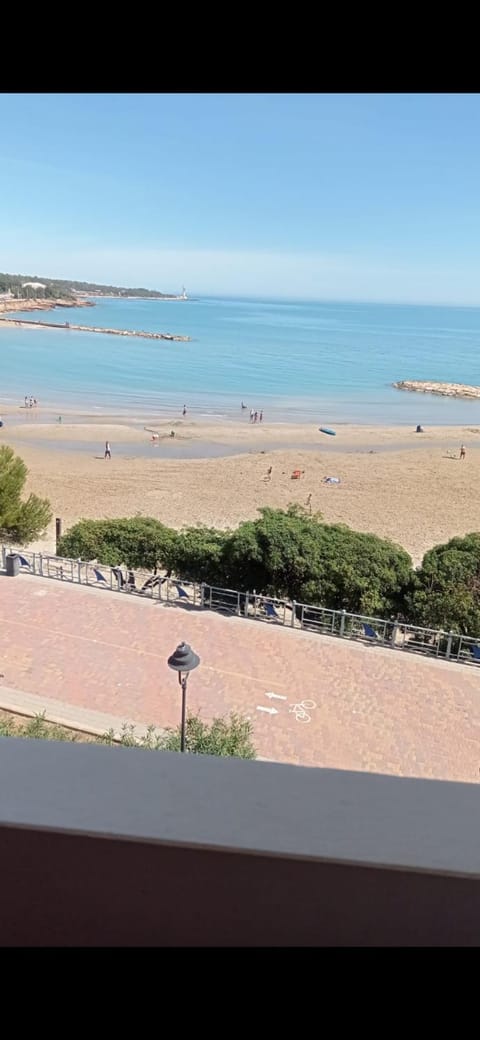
393,380 -> 480,400
2,316 -> 191,342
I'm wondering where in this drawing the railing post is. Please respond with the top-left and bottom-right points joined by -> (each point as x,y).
340,609 -> 346,637
39,553 -> 43,577
77,559 -> 82,584
244,592 -> 250,618
391,621 -> 399,648
1,546 -> 5,569
200,582 -> 205,609
446,631 -> 453,660
291,600 -> 296,628
55,517 -> 63,554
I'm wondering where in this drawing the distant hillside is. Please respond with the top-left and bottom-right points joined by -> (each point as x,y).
0,272 -> 180,300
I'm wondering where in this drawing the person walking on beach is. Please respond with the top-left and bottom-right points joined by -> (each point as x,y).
250,408 -> 254,422
254,410 -> 258,423
104,440 -> 111,459
267,465 -> 273,479
182,404 -> 187,417
460,444 -> 466,460
259,410 -> 263,422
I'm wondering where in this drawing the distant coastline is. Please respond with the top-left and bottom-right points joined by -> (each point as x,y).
0,297 -> 94,316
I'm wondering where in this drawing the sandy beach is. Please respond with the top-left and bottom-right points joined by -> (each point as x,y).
1,408 -> 480,566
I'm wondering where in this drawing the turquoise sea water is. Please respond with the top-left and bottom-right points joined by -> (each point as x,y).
1,296 -> 480,424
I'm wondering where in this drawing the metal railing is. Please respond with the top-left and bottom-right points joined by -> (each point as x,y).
3,545 -> 480,668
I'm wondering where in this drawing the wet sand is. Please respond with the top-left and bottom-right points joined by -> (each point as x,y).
1,408 -> 479,566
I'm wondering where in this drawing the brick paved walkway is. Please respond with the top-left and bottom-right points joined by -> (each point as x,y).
0,573 -> 479,781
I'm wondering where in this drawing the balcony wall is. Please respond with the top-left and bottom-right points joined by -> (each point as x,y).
0,737 -> 479,946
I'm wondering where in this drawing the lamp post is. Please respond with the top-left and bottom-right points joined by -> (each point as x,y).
167,642 -> 200,752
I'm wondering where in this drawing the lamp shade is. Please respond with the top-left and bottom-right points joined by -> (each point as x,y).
167,642 -> 200,674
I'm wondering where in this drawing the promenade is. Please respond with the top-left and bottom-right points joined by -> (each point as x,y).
0,573 -> 479,781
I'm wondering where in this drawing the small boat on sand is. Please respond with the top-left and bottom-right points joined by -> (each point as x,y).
319,426 -> 336,436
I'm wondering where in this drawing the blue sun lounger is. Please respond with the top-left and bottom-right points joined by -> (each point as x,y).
265,601 -> 280,620
93,568 -> 108,584
471,645 -> 480,662
18,555 -> 31,568
363,623 -> 378,640
173,582 -> 189,600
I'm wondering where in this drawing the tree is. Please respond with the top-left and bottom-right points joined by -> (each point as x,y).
221,506 -> 413,615
408,533 -> 480,635
0,445 -> 52,543
56,506 -> 413,618
58,516 -> 176,570
167,525 -> 230,585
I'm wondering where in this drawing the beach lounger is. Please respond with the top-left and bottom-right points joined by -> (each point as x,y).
17,555 -> 31,568
471,645 -> 480,662
265,601 -> 280,620
93,568 -> 108,584
173,582 -> 189,600
363,623 -> 378,640
140,574 -> 164,593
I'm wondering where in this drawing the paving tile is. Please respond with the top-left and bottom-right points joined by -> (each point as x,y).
0,573 -> 479,781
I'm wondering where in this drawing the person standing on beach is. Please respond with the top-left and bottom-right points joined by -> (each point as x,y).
259,410 -> 263,422
105,441 -> 111,459
182,404 -> 187,416
254,410 -> 258,423
250,408 -> 254,422
460,444 -> 466,460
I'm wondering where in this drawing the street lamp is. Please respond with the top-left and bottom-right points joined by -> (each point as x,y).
167,642 -> 200,752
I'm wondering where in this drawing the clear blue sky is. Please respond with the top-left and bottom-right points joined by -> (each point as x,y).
2,92 -> 480,304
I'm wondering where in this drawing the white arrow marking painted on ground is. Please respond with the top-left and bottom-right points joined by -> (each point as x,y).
265,691 -> 287,701
256,705 -> 278,715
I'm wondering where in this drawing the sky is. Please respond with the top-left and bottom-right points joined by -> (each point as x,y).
2,92 -> 480,304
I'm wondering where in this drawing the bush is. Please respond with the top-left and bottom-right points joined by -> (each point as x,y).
0,445 -> 52,543
0,711 -> 257,759
58,516 -> 176,571
408,533 -> 480,635
221,506 -> 413,615
166,525 -> 230,585
156,712 -> 256,758
57,506 -> 414,617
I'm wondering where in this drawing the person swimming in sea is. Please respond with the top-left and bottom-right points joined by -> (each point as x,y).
241,401 -> 247,410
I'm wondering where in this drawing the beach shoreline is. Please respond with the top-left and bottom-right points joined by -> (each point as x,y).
1,412 -> 479,567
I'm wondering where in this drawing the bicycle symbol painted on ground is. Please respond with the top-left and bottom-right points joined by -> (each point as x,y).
288,699 -> 317,723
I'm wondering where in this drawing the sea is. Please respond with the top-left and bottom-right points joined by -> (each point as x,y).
2,296 -> 480,425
